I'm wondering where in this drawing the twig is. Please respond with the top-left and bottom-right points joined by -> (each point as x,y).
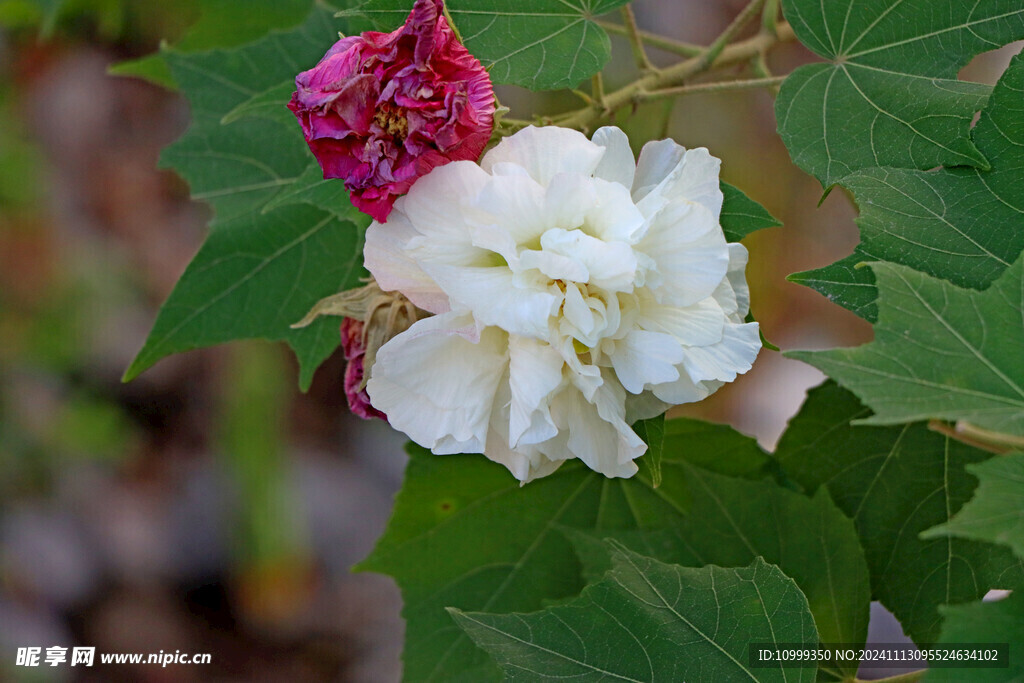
596,20 -> 703,57
695,0 -> 766,71
619,5 -> 656,71
928,420 -> 1013,455
637,75 -> 786,101
761,0 -> 781,37
551,22 -> 795,131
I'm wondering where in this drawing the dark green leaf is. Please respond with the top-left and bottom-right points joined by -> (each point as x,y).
777,0 -> 1024,186
792,52 -> 1024,319
128,7 -> 369,389
928,592 -> 1024,683
790,258 -> 1024,437
451,549 -> 818,683
663,416 -> 771,479
775,381 -> 1024,643
564,466 -> 870,675
350,0 -> 631,91
720,181 -> 781,242
359,420 -> 869,681
922,453 -> 1024,560
123,204 -> 364,391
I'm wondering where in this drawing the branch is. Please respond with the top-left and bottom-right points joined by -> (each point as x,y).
928,420 -> 1014,455
596,20 -> 703,58
619,5 -> 656,71
551,22 -> 795,131
695,0 -> 767,71
637,75 -> 786,102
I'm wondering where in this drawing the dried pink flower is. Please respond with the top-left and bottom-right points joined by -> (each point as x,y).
340,317 -> 387,421
288,0 -> 495,222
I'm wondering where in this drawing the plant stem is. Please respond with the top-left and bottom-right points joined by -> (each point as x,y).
762,0 -> 781,37
551,22 -> 795,132
637,75 -> 786,101
696,0 -> 766,71
442,3 -> 464,44
596,20 -> 703,57
619,5 -> 656,71
928,420 -> 1012,455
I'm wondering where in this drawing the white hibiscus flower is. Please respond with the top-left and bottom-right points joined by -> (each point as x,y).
363,125 -> 760,482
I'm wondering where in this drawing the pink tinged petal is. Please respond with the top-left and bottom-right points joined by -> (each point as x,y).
340,319 -> 387,421
610,330 -> 685,394
507,336 -> 565,447
679,322 -> 761,385
640,200 -> 729,306
420,263 -> 558,339
366,313 -> 508,454
364,211 -> 450,314
480,126 -> 604,187
591,126 -> 636,189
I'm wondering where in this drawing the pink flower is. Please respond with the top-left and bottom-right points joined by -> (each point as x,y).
288,0 -> 495,222
340,318 -> 387,421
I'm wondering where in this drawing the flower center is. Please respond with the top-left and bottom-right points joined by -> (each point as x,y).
373,103 -> 409,140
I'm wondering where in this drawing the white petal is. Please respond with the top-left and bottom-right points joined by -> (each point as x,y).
546,385 -> 641,478
639,200 -> 730,306
367,313 -> 508,454
539,227 -> 637,291
719,242 -> 751,319
637,294 -> 726,347
582,179 -> 646,243
473,174 -> 549,247
610,330 -> 685,394
364,212 -> 449,314
651,367 -> 712,405
507,335 -> 565,446
625,391 -> 670,424
422,263 -> 558,338
632,138 -> 685,203
592,126 -> 636,189
402,161 -> 493,267
481,126 -> 604,186
679,322 -> 761,384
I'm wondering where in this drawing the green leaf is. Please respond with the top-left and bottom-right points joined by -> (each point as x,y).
350,0 -> 631,91
128,7 -> 370,389
123,204 -> 364,391
927,592 -> 1024,683
790,257 -> 1024,437
921,453 -> 1024,561
450,548 -> 819,683
112,0 -> 315,88
221,81 -> 300,126
663,416 -> 771,479
720,181 -> 781,242
632,414 -> 664,488
564,466 -> 871,675
777,0 -> 1024,186
791,51 -> 1024,320
775,381 -> 1024,643
359,420 -> 869,681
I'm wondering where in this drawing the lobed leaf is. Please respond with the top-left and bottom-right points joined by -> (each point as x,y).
927,592 -> 1024,683
451,548 -> 819,683
790,257 -> 1024,437
792,51 -> 1024,319
777,0 -> 1024,187
720,181 -> 781,242
350,0 -> 632,91
359,419 -> 869,681
775,382 -> 1024,643
922,453 -> 1024,561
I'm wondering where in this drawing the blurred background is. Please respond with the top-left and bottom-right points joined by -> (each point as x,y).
0,0 -> 1017,680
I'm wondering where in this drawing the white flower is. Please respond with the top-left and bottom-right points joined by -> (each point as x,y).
364,125 -> 761,482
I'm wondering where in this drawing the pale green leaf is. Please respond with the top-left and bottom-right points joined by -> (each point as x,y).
927,592 -> 1024,683
777,0 -> 1024,186
350,0 -> 631,91
451,549 -> 818,683
775,381 -> 1024,643
922,453 -> 1024,560
790,258 -> 1024,437
791,51 -> 1024,320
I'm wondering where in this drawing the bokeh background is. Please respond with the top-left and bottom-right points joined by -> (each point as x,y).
0,1 -> 1017,680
